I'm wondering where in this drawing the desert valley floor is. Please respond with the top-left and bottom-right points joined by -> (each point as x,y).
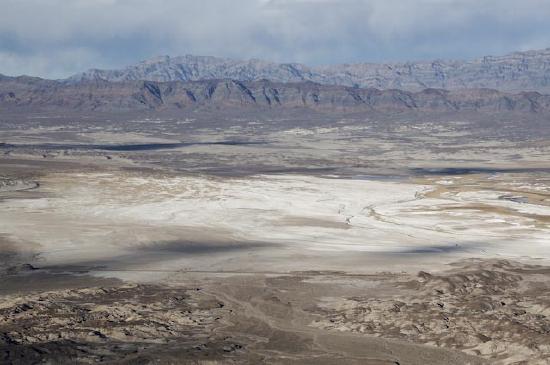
1,112 -> 549,364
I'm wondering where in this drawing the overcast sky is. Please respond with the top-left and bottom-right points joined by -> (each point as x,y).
1,0 -> 550,78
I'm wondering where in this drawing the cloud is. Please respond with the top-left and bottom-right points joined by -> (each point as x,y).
1,0 -> 549,78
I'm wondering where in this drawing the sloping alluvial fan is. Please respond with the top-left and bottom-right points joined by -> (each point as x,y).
1,75 -> 550,113
68,48 -> 550,93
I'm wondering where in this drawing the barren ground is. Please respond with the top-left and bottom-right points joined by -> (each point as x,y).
1,113 -> 549,364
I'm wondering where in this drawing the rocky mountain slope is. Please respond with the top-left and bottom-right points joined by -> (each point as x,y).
2,75 -> 549,114
69,48 -> 550,93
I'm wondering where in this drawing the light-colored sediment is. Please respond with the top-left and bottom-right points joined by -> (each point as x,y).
0,171 -> 549,279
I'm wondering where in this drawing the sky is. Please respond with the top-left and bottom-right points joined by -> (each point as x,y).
1,0 -> 550,79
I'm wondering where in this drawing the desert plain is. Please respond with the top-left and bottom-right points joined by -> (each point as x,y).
1,110 -> 549,364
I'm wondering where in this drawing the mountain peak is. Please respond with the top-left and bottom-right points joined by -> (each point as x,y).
68,48 -> 550,93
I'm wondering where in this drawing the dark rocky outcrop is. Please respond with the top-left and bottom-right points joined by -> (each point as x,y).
2,75 -> 550,114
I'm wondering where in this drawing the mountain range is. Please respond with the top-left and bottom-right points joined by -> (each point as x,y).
69,48 -> 550,93
1,75 -> 549,114
2,47 -> 550,115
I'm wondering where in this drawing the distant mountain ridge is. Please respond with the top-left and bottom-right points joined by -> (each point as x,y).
2,75 -> 550,114
68,48 -> 550,93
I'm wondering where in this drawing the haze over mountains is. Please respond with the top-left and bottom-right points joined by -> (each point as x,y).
69,48 -> 550,93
